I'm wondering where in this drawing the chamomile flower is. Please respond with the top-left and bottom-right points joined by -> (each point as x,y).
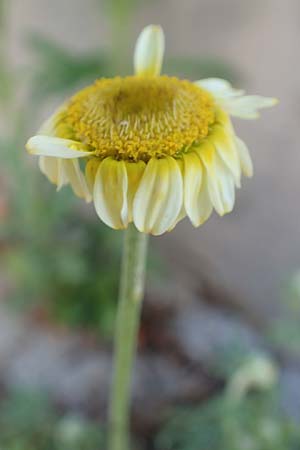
26,25 -> 277,235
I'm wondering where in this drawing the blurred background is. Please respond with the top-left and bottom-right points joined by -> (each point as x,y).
0,0 -> 300,449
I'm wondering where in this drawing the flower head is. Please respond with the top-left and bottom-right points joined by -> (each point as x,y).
26,25 -> 277,235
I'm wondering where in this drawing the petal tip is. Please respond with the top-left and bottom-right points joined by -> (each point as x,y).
25,136 -> 37,154
269,97 -> 279,106
134,24 -> 165,77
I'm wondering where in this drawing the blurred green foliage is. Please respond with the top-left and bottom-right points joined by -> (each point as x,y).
1,121 -> 121,337
268,270 -> 300,356
0,389 -> 105,450
156,391 -> 300,450
27,33 -> 113,104
155,354 -> 299,450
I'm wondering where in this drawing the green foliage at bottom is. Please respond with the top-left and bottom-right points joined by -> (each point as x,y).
0,390 -> 105,450
155,353 -> 299,450
156,391 -> 300,450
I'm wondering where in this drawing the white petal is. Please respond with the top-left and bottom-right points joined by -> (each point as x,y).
133,157 -> 183,235
85,158 -> 101,193
223,95 -> 278,119
215,156 -> 235,213
134,25 -> 165,76
125,160 -> 146,222
195,171 -> 213,226
235,136 -> 253,177
196,78 -> 244,98
62,159 -> 92,202
183,151 -> 214,226
39,156 -> 59,184
26,136 -> 94,159
39,156 -> 68,190
170,159 -> 187,229
197,141 -> 235,216
93,158 -> 128,229
210,124 -> 241,187
183,152 -> 201,222
196,79 -> 277,120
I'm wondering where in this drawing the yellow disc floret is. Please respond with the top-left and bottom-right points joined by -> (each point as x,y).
63,75 -> 215,161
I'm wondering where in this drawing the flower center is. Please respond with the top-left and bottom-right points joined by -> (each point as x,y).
64,75 -> 215,161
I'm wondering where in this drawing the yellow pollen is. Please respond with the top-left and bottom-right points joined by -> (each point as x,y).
63,75 -> 215,161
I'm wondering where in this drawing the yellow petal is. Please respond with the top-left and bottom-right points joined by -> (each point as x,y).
197,141 -> 223,214
93,158 -> 128,229
235,136 -> 253,177
62,159 -> 92,202
183,152 -> 213,226
183,152 -> 202,220
214,156 -> 235,214
169,158 -> 186,230
26,136 -> 94,159
39,156 -> 60,184
197,141 -> 235,216
85,158 -> 101,192
134,25 -> 165,76
125,160 -> 146,221
210,124 -> 241,187
39,156 -> 68,190
133,157 -> 183,235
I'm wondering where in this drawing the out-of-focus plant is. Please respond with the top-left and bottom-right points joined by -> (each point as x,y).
156,353 -> 299,450
268,270 -> 300,356
0,0 -> 123,337
27,33 -> 113,105
0,389 -> 105,450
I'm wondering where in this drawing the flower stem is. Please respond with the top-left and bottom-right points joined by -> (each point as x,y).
108,224 -> 148,450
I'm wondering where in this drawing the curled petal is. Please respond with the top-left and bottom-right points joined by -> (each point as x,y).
223,95 -> 278,119
195,78 -> 245,98
235,136 -> 253,177
39,156 -> 68,190
35,106 -> 90,197
134,25 -> 165,76
93,158 -> 128,229
196,78 -> 277,120
133,157 -> 183,235
26,136 -> 95,159
39,156 -> 90,201
62,159 -> 92,202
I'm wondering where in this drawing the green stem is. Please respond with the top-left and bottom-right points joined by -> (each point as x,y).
108,224 -> 149,450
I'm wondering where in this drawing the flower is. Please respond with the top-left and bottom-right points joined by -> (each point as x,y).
26,25 -> 277,235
